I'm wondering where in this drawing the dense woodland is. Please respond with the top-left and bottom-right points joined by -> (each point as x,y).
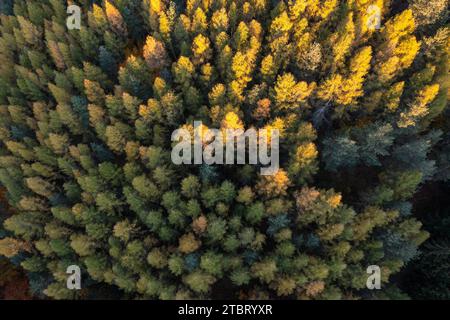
0,0 -> 448,299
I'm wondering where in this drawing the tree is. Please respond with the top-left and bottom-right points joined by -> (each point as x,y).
181,175 -> 200,198
143,36 -> 169,71
0,0 -> 447,301
113,220 -> 136,243
256,170 -> 290,198
70,234 -> 96,256
329,12 -> 355,69
178,233 -> 201,254
183,270 -> 216,294
26,177 -> 54,198
251,259 -> 277,284
0,237 -> 30,258
398,84 -> 440,128
409,0 -> 449,28
172,56 -> 195,86
192,34 -> 212,65
273,73 -> 313,113
200,251 -> 224,276
147,248 -> 168,269
105,1 -> 128,36
192,215 -> 207,234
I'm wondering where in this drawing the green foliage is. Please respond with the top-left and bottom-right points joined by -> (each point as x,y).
0,0 -> 448,301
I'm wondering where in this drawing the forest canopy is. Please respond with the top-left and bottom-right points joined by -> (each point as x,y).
0,0 -> 448,299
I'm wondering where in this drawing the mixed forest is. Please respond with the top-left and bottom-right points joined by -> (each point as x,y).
0,0 -> 449,299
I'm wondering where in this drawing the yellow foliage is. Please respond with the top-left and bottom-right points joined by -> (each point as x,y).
317,74 -> 344,102
306,0 -> 338,20
257,169 -> 290,197
186,0 -> 201,15
261,54 -> 276,80
384,81 -> 405,112
374,9 -> 420,83
331,12 -> 356,68
229,80 -> 245,102
232,51 -> 253,85
172,56 -> 195,84
193,34 -> 209,55
394,35 -> 421,70
92,4 -> 107,28
264,117 -> 286,142
192,7 -> 208,33
295,142 -> 318,167
288,0 -> 307,19
293,18 -> 309,41
138,104 -> 150,118
274,73 -> 313,110
318,46 -> 372,105
221,111 -> 244,131
304,281 -> 325,297
159,12 -> 172,37
398,84 -> 440,128
349,46 -> 373,77
339,46 -> 373,104
0,237 -> 30,258
211,8 -> 229,31
384,9 -> 415,47
150,0 -> 162,14
249,20 -> 263,40
200,63 -> 213,83
208,83 -> 226,105
138,98 -> 159,119
270,11 -> 293,35
376,56 -> 400,83
104,0 -> 127,35
192,34 -> 211,64
327,193 -> 342,208
319,0 -> 339,19
105,1 -> 120,19
235,21 -> 249,49
179,233 -> 201,253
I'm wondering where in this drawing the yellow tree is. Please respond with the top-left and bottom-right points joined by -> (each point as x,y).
211,8 -> 229,33
375,9 -> 420,84
0,237 -> 31,258
105,0 -> 127,36
339,46 -> 373,105
398,84 -> 440,128
192,34 -> 212,65
143,36 -> 169,71
143,0 -> 163,30
269,11 -> 293,63
273,73 -> 314,112
192,7 -> 208,34
354,0 -> 385,40
317,46 -> 372,106
230,51 -> 255,102
329,12 -> 355,70
88,4 -> 108,32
